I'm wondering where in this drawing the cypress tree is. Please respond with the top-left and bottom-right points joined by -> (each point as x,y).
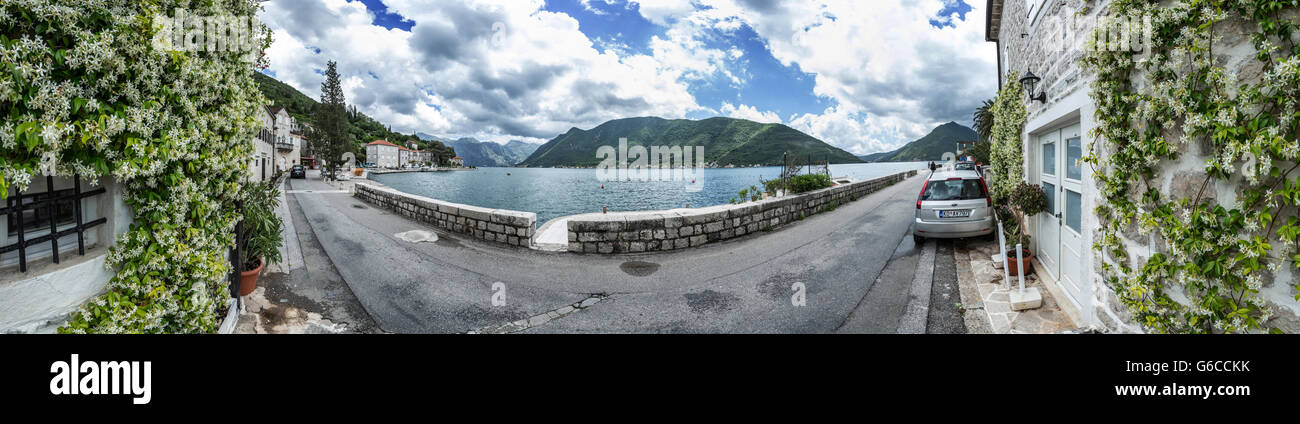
309,60 -> 353,180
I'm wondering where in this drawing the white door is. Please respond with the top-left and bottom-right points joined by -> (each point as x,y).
1037,123 -> 1086,307
1058,124 -> 1086,306
1036,130 -> 1060,281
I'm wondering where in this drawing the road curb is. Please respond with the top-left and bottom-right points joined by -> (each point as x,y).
897,238 -> 936,334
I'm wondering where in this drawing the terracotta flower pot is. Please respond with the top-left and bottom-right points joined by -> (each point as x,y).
1006,248 -> 1033,277
239,257 -> 263,297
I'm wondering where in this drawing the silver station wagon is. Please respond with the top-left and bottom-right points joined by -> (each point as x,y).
913,169 -> 994,244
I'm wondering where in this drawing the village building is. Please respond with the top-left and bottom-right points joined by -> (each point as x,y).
366,140 -> 401,169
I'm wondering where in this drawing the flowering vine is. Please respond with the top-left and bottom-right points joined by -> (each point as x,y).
989,72 -> 1027,203
2,0 -> 271,332
1081,0 -> 1299,333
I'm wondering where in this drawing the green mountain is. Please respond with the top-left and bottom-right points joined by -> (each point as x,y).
518,117 -> 864,168
421,136 -> 540,167
253,72 -> 455,163
858,122 -> 978,162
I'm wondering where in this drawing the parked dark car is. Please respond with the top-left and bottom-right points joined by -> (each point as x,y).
290,165 -> 306,179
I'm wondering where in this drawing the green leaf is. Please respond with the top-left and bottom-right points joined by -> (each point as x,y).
72,98 -> 88,115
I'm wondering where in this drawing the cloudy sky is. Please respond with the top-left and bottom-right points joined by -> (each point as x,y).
258,0 -> 996,155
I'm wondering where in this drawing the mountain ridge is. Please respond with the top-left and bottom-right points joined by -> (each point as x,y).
414,134 -> 540,167
518,116 -> 864,168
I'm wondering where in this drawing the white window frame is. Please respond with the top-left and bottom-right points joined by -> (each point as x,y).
1027,0 -> 1050,28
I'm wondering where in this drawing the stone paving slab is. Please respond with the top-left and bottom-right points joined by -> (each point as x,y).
954,238 -> 1076,334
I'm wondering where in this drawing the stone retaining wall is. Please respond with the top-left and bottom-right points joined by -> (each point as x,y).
566,170 -> 919,253
354,183 -> 536,247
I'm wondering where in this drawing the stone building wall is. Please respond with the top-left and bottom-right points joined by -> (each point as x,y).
996,0 -> 1300,332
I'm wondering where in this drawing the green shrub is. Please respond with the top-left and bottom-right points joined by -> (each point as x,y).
238,181 -> 284,271
763,178 -> 783,196
1004,182 -> 1047,247
787,174 -> 832,194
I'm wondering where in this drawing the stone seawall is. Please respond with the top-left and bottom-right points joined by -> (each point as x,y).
565,170 -> 919,253
354,183 -> 536,247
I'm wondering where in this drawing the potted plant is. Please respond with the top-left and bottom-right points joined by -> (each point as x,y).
237,180 -> 284,296
1003,182 -> 1048,276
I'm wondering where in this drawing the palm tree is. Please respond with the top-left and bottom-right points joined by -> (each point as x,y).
973,99 -> 994,142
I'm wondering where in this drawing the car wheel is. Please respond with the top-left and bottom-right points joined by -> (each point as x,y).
912,233 -> 924,246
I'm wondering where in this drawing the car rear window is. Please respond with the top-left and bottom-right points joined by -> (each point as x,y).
921,179 -> 986,201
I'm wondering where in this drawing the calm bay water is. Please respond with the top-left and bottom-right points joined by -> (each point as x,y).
370,163 -> 927,224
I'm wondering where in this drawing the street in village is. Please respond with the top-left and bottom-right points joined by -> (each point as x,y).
236,170 -> 1076,334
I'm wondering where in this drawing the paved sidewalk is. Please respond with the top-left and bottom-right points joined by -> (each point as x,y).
234,171 -> 381,334
953,239 -> 1076,334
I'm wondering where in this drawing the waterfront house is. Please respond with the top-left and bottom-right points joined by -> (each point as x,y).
986,0 -> 1298,332
398,146 -> 412,168
451,156 -> 465,167
366,140 -> 401,168
409,149 -> 434,166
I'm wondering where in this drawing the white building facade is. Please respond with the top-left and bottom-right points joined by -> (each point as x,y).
398,147 -> 412,167
366,140 -> 400,168
268,107 -> 302,173
251,106 -> 276,182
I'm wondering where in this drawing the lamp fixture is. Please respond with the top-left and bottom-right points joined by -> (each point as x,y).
1019,70 -> 1047,104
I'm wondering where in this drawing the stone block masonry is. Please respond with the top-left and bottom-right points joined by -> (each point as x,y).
354,183 -> 536,248
566,170 -> 919,253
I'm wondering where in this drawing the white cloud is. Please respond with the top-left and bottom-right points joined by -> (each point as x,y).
719,102 -> 781,124
788,107 -> 927,155
258,0 -> 996,153
260,0 -> 708,143
633,0 -> 997,153
631,0 -> 697,26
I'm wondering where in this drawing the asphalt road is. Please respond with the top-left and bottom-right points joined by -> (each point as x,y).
286,169 -> 943,333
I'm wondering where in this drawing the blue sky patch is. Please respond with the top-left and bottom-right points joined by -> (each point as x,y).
542,0 -> 661,55
929,0 -> 971,28
547,1 -> 828,122
349,0 -> 415,31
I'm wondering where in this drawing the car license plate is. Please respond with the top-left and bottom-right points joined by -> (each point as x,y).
939,210 -> 971,218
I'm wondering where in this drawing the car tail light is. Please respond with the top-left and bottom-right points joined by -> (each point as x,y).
917,180 -> 929,209
978,177 -> 992,207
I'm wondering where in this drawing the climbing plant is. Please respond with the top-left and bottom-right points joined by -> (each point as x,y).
1,0 -> 271,332
1081,0 -> 1300,333
989,71 -> 1027,203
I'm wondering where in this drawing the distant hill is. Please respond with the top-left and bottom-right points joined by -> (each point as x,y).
430,137 -> 540,167
858,122 -> 977,162
518,117 -> 864,168
254,72 -> 455,162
